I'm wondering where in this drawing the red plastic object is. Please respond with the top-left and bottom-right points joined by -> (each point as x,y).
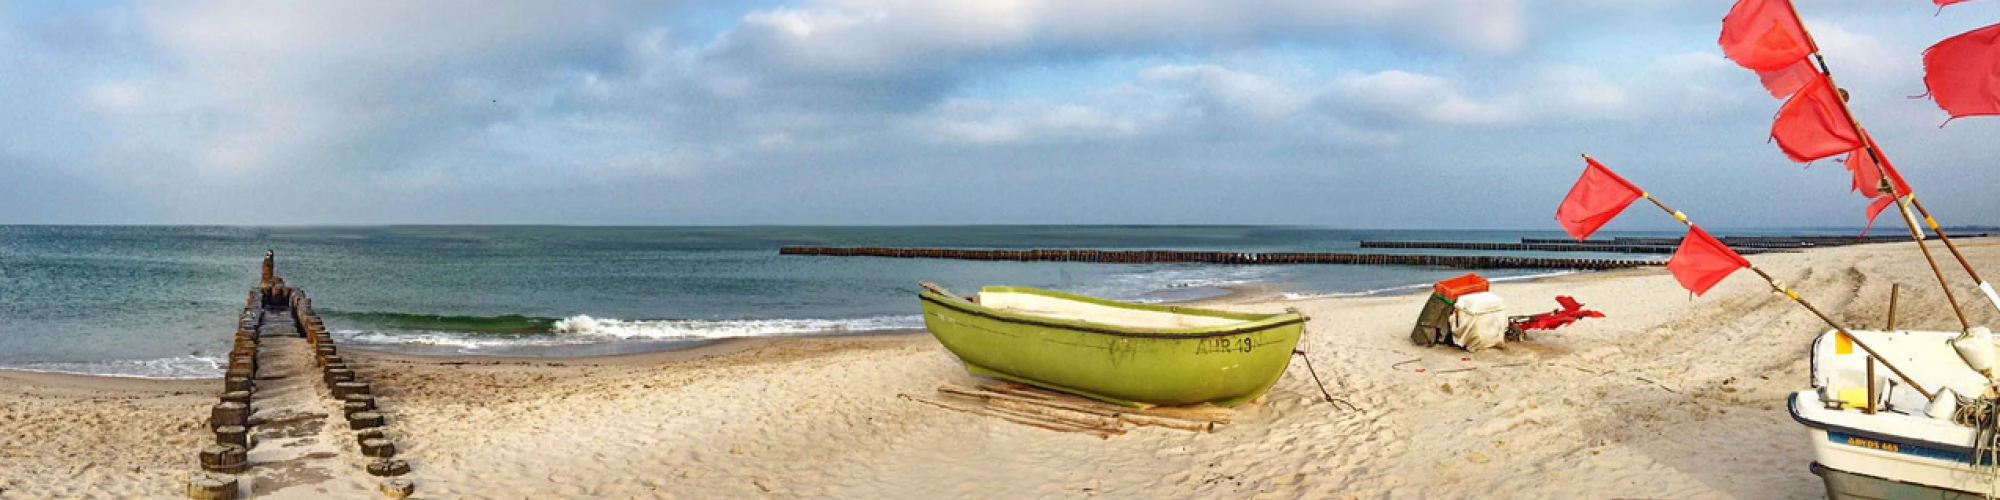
1433,273 -> 1489,301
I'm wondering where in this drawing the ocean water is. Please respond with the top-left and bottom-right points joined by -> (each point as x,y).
0,225 -> 1680,378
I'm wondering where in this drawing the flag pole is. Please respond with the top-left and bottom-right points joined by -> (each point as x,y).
1782,0 -> 1979,330
1908,196 -> 2000,313
1583,154 -> 1935,399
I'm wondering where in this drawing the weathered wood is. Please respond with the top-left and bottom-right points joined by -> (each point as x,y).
986,398 -> 1122,428
366,458 -> 411,477
186,472 -> 238,500
900,394 -> 1116,438
360,438 -> 396,457
348,411 -> 384,430
333,382 -> 371,398
197,444 -> 248,474
946,384 -> 1226,430
919,282 -> 969,302
214,425 -> 249,448
219,391 -> 250,405
223,376 -> 254,393
344,394 -> 377,411
343,401 -> 373,418
380,478 -> 415,498
355,428 -> 385,446
209,402 -> 250,429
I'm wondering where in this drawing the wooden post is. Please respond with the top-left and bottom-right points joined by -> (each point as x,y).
1887,283 -> 1900,331
186,472 -> 238,500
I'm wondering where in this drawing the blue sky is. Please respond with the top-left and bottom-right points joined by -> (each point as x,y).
1,0 -> 1996,228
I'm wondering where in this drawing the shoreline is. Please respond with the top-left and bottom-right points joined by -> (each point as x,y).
0,267 -> 1604,382
2,237 -> 1994,498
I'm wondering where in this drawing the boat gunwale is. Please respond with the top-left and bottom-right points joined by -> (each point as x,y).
1789,391 -> 1980,460
919,287 -> 1305,340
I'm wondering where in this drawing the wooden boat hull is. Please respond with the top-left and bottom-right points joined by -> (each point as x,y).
919,286 -> 1305,407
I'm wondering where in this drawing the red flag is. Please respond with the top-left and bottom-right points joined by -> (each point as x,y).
1757,59 -> 1818,99
1771,75 -> 1862,162
1720,0 -> 1815,71
1555,158 -> 1644,241
1844,132 -> 1914,236
1668,226 -> 1751,296
1843,132 -> 1911,198
1862,196 -> 1898,236
1922,23 -> 2000,121
1937,0 -> 1980,8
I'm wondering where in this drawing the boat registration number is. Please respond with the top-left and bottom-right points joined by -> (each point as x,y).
1839,434 -> 1901,453
1195,337 -> 1255,355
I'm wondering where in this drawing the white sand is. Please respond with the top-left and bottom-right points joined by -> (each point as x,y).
4,238 -> 1997,499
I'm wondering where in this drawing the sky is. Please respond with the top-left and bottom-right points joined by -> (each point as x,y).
0,0 -> 1996,228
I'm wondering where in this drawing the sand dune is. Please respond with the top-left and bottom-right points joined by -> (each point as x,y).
2,238 -> 1995,499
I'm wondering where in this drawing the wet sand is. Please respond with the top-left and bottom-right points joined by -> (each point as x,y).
3,238 -> 1997,499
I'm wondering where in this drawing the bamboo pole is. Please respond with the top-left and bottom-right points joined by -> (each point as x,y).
1586,154 -> 1935,400
1781,0 -> 1981,327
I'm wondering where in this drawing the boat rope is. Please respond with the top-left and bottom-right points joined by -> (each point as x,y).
1292,350 -> 1357,412
1953,394 -> 2000,497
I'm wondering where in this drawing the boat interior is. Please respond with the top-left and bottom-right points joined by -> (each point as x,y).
975,289 -> 1252,330
1799,329 -> 1995,447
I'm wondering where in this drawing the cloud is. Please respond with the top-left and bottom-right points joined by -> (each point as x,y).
1,0 -> 1996,226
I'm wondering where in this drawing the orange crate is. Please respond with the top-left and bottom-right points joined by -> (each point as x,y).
1433,273 -> 1489,301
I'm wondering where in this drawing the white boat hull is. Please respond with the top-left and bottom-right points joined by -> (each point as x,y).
1794,329 -> 2000,497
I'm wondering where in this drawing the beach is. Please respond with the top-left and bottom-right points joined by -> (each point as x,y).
4,238 -> 1997,499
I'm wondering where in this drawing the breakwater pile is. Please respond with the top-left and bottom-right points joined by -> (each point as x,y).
186,253 -> 413,500
777,247 -> 1655,270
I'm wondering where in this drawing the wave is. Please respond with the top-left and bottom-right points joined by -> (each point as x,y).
325,311 -> 561,334
0,355 -> 224,379
334,314 -> 926,350
549,315 -> 924,339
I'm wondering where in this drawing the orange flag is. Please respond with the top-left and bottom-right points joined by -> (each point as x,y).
1555,157 -> 1644,241
1771,75 -> 1862,162
1922,22 -> 2000,121
1720,0 -> 1814,71
1757,59 -> 1818,99
1668,226 -> 1751,296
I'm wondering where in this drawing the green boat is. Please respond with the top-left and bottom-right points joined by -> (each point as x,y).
918,285 -> 1308,408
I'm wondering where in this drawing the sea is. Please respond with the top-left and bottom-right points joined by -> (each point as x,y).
0,225 -> 1734,379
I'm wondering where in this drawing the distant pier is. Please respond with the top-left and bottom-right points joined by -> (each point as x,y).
778,247 -> 1656,270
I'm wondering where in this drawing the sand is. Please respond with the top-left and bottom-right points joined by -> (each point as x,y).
3,237 -> 1997,499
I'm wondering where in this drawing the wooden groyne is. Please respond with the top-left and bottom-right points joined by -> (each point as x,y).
1357,241 -> 1733,255
188,252 -> 412,499
778,247 -> 1656,270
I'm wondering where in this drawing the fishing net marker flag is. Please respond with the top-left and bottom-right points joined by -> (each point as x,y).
1554,157 -> 1644,241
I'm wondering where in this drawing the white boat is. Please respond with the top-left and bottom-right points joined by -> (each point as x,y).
1792,328 -> 2000,498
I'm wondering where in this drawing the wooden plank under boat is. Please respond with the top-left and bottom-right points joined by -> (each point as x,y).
918,285 -> 1307,408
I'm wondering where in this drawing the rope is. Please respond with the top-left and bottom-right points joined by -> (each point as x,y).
1954,394 -> 2000,498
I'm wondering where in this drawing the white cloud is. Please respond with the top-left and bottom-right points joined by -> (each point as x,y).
1328,70 -> 1523,126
